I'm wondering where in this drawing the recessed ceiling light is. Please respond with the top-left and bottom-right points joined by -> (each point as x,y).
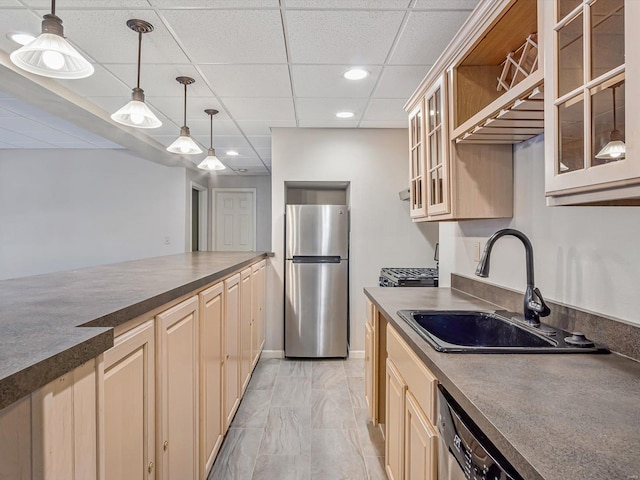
226,150 -> 239,156
7,32 -> 36,46
343,69 -> 369,81
238,168 -> 248,173
336,111 -> 354,119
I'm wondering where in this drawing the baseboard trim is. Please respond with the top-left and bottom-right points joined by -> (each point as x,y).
261,350 -> 284,359
349,350 -> 365,358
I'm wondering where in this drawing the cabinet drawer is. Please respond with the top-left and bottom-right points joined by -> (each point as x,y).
387,325 -> 437,426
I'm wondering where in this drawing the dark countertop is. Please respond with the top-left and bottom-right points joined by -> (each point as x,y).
0,251 -> 267,410
364,286 -> 640,480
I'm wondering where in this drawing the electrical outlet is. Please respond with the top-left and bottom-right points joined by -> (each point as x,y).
473,241 -> 481,262
164,236 -> 171,245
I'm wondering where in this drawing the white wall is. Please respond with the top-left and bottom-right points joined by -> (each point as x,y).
0,149 -> 186,280
441,134 -> 640,326
270,128 -> 439,352
209,174 -> 272,252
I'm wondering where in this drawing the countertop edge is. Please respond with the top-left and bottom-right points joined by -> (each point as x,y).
0,327 -> 113,411
364,286 -> 545,480
0,252 -> 268,410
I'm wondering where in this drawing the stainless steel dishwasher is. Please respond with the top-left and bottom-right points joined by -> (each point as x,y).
437,385 -> 523,480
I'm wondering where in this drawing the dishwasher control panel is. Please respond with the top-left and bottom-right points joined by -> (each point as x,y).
437,385 -> 523,480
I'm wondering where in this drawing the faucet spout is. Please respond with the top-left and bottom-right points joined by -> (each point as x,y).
475,229 -> 550,326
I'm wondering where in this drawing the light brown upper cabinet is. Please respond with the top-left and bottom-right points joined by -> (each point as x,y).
405,0 -> 532,222
544,0 -> 639,205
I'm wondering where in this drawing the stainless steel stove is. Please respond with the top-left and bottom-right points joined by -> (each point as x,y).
379,267 -> 439,287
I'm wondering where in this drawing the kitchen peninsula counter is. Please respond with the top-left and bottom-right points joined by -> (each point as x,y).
0,251 -> 268,410
364,286 -> 640,480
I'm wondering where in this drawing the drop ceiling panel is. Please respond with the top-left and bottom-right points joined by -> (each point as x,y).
0,9 -> 41,54
160,9 -> 287,64
186,119 -> 241,138
363,98 -> 408,121
255,148 -> 271,159
235,121 -> 296,136
105,64 -> 215,99
390,10 -> 471,65
222,98 -> 295,122
206,135 -> 251,150
298,120 -> 358,128
198,65 -> 292,98
284,0 -> 410,8
296,97 -> 367,121
56,64 -> 130,98
149,0 -> 279,7
148,96 -> 229,123
374,66 -> 432,99
23,1 -> 150,7
216,147 -> 260,159
292,65 -> 381,98
285,10 -> 405,64
43,9 -> 189,64
246,136 -> 271,149
360,120 -> 406,128
0,1 -> 21,5
413,0 -> 479,10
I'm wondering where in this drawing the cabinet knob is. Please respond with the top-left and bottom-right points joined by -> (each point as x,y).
163,440 -> 168,451
148,462 -> 154,474
226,354 -> 230,360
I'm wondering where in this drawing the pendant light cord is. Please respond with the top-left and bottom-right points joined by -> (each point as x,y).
210,113 -> 214,148
612,86 -> 617,132
51,0 -> 55,15
136,31 -> 142,90
183,83 -> 187,128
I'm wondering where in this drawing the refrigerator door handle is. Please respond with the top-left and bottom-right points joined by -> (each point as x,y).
292,256 -> 341,264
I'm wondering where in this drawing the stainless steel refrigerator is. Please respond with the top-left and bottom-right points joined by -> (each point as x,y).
284,204 -> 349,358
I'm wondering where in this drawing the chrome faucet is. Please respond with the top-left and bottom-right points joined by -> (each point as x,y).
475,229 -> 550,327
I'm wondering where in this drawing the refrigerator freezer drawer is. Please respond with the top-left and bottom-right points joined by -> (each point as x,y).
285,260 -> 348,358
285,204 -> 349,259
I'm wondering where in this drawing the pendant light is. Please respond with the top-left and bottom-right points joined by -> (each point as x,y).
111,19 -> 161,129
198,109 -> 226,171
595,83 -> 626,161
10,0 -> 94,79
167,76 -> 202,155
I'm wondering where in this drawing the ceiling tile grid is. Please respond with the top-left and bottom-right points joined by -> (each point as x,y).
0,0 -> 480,174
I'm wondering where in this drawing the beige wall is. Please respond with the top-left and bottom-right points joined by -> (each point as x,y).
269,128 -> 438,353
440,135 -> 640,327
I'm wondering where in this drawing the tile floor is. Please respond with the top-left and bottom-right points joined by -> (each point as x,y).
208,357 -> 386,480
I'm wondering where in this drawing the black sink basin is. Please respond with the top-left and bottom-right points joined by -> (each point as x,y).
397,310 -> 608,353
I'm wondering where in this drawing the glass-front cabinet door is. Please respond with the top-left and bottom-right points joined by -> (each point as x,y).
424,74 -> 450,216
545,0 -> 639,201
408,100 -> 426,218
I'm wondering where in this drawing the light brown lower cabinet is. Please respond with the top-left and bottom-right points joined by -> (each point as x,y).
156,296 -> 200,480
224,273 -> 241,430
198,282 -> 224,479
385,358 -> 407,480
251,260 -> 266,369
240,267 -> 253,394
404,391 -> 438,480
103,319 -> 155,480
0,258 -> 266,480
0,358 -> 101,480
385,324 -> 439,480
365,321 -> 376,421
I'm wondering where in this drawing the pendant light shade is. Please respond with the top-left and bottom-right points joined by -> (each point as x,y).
111,19 -> 161,129
10,1 -> 94,80
595,83 -> 626,161
198,109 -> 226,171
167,76 -> 202,155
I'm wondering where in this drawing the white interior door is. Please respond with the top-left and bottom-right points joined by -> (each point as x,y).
215,190 -> 255,251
